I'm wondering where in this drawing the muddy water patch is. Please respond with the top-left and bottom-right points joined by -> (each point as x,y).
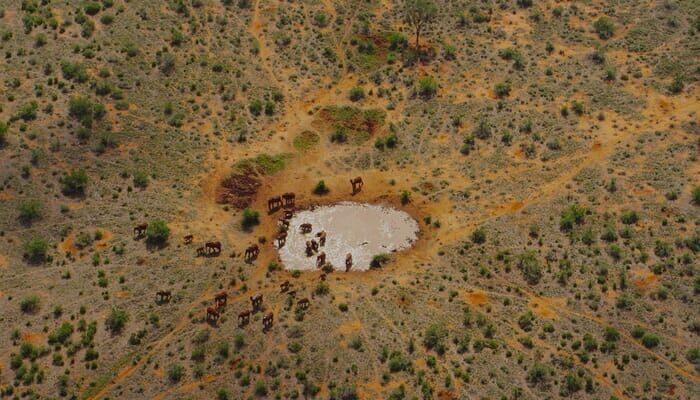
278,202 -> 419,271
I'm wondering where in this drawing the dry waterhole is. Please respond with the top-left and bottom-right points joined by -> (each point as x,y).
278,202 -> 419,271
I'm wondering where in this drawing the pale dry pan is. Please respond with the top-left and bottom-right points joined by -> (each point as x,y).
278,202 -> 419,271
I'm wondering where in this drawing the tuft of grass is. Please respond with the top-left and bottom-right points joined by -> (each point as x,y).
293,131 -> 320,152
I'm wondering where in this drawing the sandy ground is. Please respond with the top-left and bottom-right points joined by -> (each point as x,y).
278,202 -> 419,271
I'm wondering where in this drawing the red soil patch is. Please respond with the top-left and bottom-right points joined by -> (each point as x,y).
464,290 -> 489,306
0,255 -> 8,269
94,230 -> 113,249
528,297 -> 560,320
216,172 -> 262,209
632,268 -> 658,290
58,234 -> 78,256
437,391 -> 455,400
115,291 -> 129,298
337,320 -> 362,335
22,331 -> 45,345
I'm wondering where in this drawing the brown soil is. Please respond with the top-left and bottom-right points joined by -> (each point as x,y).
463,290 -> 489,306
632,267 -> 658,290
216,172 -> 262,209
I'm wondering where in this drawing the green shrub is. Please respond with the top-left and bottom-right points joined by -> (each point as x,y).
68,96 -> 105,127
61,169 -> 88,195
100,14 -> 114,24
423,324 -> 447,353
145,220 -> 170,245
527,363 -> 553,385
20,295 -> 41,313
60,60 -> 88,83
16,102 -> 38,121
692,186 -> 700,205
23,237 -> 49,263
471,228 -> 486,244
370,253 -> 390,268
518,251 -> 542,284
18,199 -> 42,223
84,2 -> 102,15
593,17 -> 614,39
418,76 -> 438,98
560,204 -> 586,231
287,341 -> 302,353
0,121 -> 7,145
249,99 -> 263,116
474,119 -> 491,139
494,82 -> 511,97
349,87 -> 365,102
313,180 -> 329,195
400,190 -> 411,205
620,210 -> 639,224
241,208 -> 260,229
254,380 -> 267,397
669,74 -> 684,94
105,306 -> 128,333
48,322 -> 74,344
640,333 -> 660,348
133,171 -> 149,188
168,364 -> 184,382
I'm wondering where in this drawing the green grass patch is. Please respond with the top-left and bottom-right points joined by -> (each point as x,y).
320,106 -> 386,144
235,153 -> 290,175
293,130 -> 320,151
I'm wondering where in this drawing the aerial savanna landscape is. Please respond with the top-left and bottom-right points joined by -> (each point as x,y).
0,0 -> 699,399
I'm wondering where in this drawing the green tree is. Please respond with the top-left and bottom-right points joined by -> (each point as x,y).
560,204 -> 586,231
418,76 -> 438,98
105,306 -> 129,333
692,186 -> 700,206
23,237 -> 49,263
146,220 -> 170,245
404,0 -> 437,48
20,295 -> 41,313
241,208 -> 260,229
0,120 -> 7,146
61,169 -> 88,196
18,199 -> 42,223
593,17 -> 614,39
423,324 -> 447,353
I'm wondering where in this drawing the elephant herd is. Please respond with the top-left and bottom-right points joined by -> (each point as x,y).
151,177 -> 365,333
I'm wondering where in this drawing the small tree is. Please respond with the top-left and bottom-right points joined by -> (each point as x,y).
0,121 -> 7,146
593,17 -> 614,39
241,208 -> 260,229
146,220 -> 170,245
23,237 -> 49,263
133,171 -> 149,188
105,306 -> 129,333
692,186 -> 700,206
418,76 -> 438,98
471,227 -> 486,244
404,0 -> 437,48
61,169 -> 88,196
20,295 -> 41,313
168,364 -> 184,382
349,87 -> 365,102
313,180 -> 329,195
18,199 -> 42,223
